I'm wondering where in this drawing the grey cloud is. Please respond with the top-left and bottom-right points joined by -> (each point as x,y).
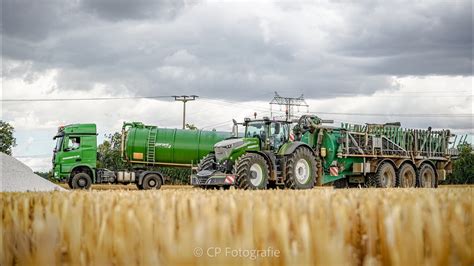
79,0 -> 196,21
1,1 -> 472,101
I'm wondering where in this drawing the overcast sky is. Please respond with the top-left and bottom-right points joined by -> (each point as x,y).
1,0 -> 473,171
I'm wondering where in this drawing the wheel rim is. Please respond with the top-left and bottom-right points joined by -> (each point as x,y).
78,178 -> 87,187
249,163 -> 263,186
148,179 -> 157,187
295,158 -> 310,184
382,169 -> 395,187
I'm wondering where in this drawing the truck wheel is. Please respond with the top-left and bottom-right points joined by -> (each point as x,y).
197,153 -> 216,171
234,153 -> 269,190
418,164 -> 437,188
396,164 -> 416,187
71,173 -> 92,189
370,162 -> 396,188
142,174 -> 162,190
67,178 -> 74,189
285,147 -> 317,189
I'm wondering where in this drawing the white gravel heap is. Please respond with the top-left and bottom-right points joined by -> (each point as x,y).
0,152 -> 66,192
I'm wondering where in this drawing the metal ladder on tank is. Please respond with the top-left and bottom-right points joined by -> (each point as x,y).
146,128 -> 157,163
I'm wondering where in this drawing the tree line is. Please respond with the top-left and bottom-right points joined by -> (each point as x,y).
0,120 -> 472,185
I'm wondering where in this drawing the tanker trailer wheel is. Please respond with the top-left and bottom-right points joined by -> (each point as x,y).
234,153 -> 269,190
418,164 -> 437,188
142,174 -> 162,190
71,173 -> 92,189
285,147 -> 317,189
396,163 -> 417,188
370,162 -> 396,188
197,153 -> 216,171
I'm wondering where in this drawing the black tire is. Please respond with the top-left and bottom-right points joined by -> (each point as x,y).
136,182 -> 144,190
369,162 -> 396,188
142,174 -> 162,190
71,173 -> 92,189
333,178 -> 348,189
396,163 -> 417,188
234,153 -> 269,190
197,153 -> 216,171
67,178 -> 74,189
285,147 -> 317,189
418,164 -> 437,188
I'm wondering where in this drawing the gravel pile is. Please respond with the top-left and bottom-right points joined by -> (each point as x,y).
0,152 -> 66,192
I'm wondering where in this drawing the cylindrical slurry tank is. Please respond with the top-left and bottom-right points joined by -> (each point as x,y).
122,122 -> 231,166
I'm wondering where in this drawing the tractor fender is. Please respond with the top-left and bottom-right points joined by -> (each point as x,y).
247,151 -> 275,173
279,141 -> 314,156
138,171 -> 164,185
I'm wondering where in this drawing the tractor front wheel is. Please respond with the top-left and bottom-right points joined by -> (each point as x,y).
234,153 -> 269,190
197,153 -> 216,171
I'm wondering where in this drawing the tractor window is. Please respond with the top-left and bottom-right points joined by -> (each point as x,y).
270,123 -> 286,150
245,122 -> 266,139
67,137 -> 81,150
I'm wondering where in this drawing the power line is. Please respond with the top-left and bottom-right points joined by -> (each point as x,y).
173,95 -> 198,129
1,95 -> 175,102
307,111 -> 473,118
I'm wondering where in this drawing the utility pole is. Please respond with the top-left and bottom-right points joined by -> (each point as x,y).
269,92 -> 309,121
173,95 -> 198,129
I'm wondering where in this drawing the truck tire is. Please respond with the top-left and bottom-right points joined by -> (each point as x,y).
370,162 -> 396,188
418,164 -> 437,188
197,153 -> 216,171
142,174 -> 162,190
396,163 -> 416,187
285,147 -> 317,189
234,153 -> 269,190
71,173 -> 92,189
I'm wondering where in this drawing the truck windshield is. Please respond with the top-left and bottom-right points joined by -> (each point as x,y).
54,137 -> 63,151
245,122 -> 266,138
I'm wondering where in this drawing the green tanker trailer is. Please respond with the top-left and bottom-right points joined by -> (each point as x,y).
192,115 -> 458,189
52,122 -> 232,190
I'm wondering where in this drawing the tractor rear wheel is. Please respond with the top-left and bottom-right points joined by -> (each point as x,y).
142,174 -> 162,190
396,163 -> 416,187
197,153 -> 216,171
285,147 -> 317,189
71,172 -> 92,189
418,164 -> 437,188
370,162 -> 396,188
234,153 -> 269,190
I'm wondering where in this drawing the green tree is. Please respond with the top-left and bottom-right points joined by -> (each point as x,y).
97,132 -> 126,171
0,121 -> 17,155
446,144 -> 474,184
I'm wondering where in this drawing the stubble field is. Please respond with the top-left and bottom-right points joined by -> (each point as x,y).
1,187 -> 472,266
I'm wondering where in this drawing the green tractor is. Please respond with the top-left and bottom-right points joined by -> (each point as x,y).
191,117 -> 318,189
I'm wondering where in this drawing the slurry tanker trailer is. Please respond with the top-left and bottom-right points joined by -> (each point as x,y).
52,122 -> 232,189
192,115 -> 459,189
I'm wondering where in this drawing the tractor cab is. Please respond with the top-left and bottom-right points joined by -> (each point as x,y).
242,117 -> 291,152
